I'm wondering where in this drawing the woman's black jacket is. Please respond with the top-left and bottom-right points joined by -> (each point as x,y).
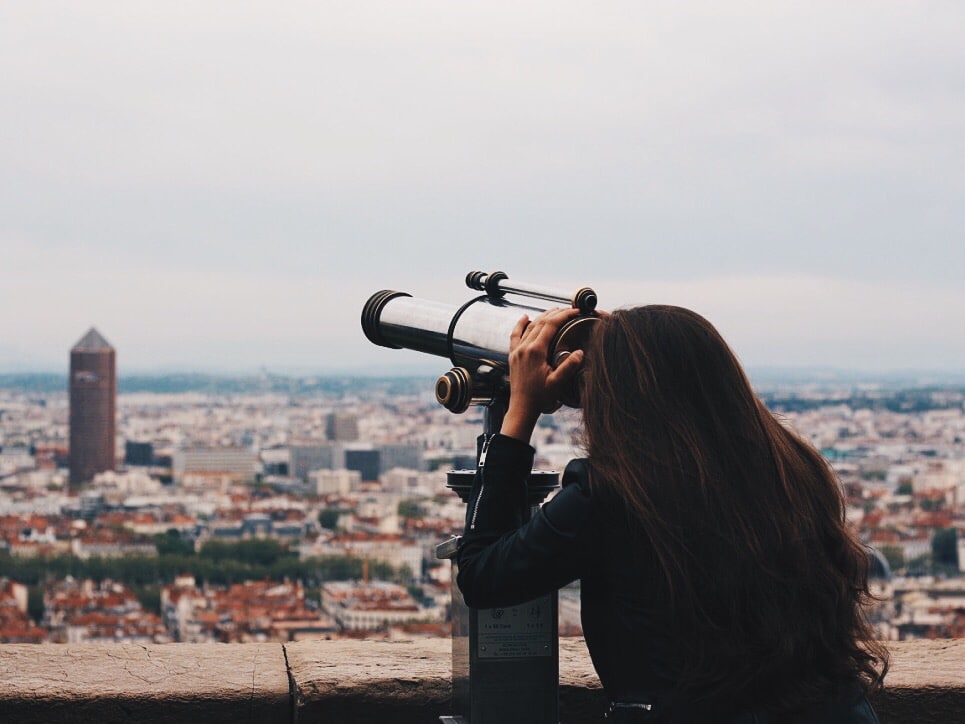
455,434 -> 879,724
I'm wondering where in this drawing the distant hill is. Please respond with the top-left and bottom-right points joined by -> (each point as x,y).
1,369 -> 963,397
747,367 -> 965,388
759,387 -> 964,414
0,373 -> 65,393
0,373 -> 435,397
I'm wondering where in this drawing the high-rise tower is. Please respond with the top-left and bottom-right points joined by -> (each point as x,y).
69,328 -> 116,488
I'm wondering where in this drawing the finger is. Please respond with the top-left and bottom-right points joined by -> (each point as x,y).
530,308 -> 581,346
534,307 -> 580,324
549,348 -> 584,381
525,307 -> 579,335
510,315 -> 530,349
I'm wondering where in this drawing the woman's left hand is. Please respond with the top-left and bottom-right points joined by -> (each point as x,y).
501,307 -> 585,443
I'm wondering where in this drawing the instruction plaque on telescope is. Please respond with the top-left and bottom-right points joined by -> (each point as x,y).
477,598 -> 555,659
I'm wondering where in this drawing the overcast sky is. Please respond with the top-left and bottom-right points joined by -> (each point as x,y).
1,2 -> 963,375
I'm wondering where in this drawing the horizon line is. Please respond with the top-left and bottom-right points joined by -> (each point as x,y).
2,366 -> 965,382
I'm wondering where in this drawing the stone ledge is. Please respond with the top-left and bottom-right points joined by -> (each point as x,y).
0,639 -> 961,723
866,640 -> 964,724
286,639 -> 451,722
0,642 -> 290,723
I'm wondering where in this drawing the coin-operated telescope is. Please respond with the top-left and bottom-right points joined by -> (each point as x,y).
362,272 -> 602,724
362,270 -> 600,414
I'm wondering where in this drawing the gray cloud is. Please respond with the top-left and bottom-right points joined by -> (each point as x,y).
1,2 -> 963,371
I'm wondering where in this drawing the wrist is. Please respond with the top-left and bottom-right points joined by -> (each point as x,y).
501,404 -> 539,442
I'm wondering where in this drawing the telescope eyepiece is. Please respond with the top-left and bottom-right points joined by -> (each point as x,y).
572,287 -> 597,314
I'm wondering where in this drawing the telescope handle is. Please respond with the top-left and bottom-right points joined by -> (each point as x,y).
466,271 -> 597,314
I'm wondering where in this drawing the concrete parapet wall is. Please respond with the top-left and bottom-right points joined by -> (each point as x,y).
0,639 -> 961,722
0,642 -> 290,722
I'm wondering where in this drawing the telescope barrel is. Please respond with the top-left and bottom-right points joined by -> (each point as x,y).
362,290 -> 544,369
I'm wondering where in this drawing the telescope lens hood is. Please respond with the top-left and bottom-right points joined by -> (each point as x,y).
361,290 -> 412,348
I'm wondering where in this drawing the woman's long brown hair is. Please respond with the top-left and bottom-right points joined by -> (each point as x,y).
581,305 -> 887,713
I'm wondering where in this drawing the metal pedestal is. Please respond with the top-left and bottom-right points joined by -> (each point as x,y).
437,469 -> 560,724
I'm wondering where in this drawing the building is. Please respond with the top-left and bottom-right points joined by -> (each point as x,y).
311,468 -> 361,496
44,578 -> 167,644
290,444 -> 339,480
0,579 -> 47,643
344,447 -> 380,483
307,532 -> 423,577
69,328 -> 116,489
161,578 -> 336,643
381,467 -> 427,495
124,440 -> 154,466
326,412 -> 359,442
172,448 -> 257,484
378,444 -> 424,473
260,447 -> 289,476
321,580 -> 437,631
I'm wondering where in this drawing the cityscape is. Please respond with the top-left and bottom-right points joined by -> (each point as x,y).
0,328 -> 963,645
2,5 -> 961,719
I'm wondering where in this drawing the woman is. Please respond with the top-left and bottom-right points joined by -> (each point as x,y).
457,305 -> 887,723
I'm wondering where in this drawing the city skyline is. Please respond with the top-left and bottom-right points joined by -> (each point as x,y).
1,3 -> 963,373
1,374 -> 963,648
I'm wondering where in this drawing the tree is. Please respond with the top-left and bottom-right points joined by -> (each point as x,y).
895,482 -> 913,496
397,499 -> 425,519
921,497 -> 945,512
27,584 -> 44,622
0,549 -> 407,590
318,509 -> 341,530
906,553 -> 932,576
199,539 -> 291,567
407,584 -> 428,605
130,584 -> 161,614
879,545 -> 905,572
153,529 -> 195,557
932,528 -> 959,568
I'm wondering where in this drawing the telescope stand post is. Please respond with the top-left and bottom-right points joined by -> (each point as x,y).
436,401 -> 560,724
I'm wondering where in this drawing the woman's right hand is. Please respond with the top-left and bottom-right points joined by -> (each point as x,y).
501,307 -> 585,443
